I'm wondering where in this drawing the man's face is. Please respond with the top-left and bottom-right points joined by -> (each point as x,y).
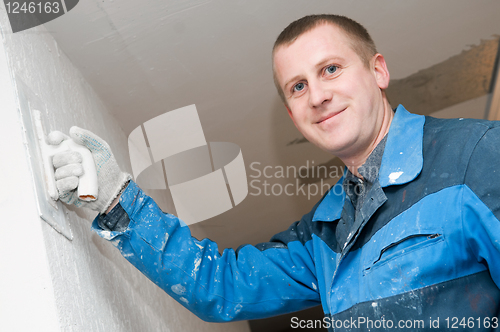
273,23 -> 389,159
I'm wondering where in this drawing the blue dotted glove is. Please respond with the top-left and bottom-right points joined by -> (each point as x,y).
48,127 -> 131,214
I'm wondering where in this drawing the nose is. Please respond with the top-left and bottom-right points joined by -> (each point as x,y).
308,81 -> 333,108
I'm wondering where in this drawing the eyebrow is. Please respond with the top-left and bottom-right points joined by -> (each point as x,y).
283,75 -> 302,93
316,56 -> 346,69
283,56 -> 347,93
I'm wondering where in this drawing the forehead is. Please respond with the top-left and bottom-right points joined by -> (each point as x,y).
273,23 -> 359,86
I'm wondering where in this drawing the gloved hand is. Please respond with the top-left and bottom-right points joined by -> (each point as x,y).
47,127 -> 131,214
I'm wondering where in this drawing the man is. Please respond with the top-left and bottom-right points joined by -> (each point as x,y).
51,14 -> 500,330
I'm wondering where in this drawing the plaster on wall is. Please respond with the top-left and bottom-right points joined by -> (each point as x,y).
0,14 -> 61,332
0,5 -> 250,332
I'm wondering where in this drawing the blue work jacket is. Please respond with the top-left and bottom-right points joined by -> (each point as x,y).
93,105 -> 500,331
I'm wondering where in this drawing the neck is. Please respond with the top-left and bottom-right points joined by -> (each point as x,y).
342,100 -> 393,178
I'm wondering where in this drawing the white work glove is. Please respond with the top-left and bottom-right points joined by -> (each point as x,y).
47,127 -> 131,214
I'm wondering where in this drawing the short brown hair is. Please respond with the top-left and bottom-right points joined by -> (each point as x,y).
272,14 -> 377,103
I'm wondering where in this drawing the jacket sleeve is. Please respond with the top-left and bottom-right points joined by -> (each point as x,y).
463,125 -> 500,287
91,181 -> 321,322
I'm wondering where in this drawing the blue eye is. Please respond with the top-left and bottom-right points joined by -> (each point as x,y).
293,82 -> 305,92
326,65 -> 337,74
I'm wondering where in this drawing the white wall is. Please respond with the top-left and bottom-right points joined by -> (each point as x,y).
0,6 -> 250,332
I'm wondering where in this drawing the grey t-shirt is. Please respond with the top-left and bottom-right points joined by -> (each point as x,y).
339,135 -> 387,247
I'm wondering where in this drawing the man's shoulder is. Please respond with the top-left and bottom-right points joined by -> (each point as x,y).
424,115 -> 500,135
422,115 -> 500,148
419,115 -> 500,177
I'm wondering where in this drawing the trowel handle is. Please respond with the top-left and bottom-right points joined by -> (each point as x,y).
62,139 -> 99,201
33,110 -> 98,202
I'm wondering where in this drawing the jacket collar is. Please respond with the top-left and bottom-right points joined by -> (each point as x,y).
312,105 -> 425,222
378,104 -> 424,187
312,176 -> 346,222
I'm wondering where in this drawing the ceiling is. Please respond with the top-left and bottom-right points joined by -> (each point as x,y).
42,1 -> 500,330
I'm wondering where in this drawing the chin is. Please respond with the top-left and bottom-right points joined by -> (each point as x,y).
321,140 -> 353,157
316,143 -> 340,155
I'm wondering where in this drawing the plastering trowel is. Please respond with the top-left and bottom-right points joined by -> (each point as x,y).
16,79 -> 96,240
23,109 -> 98,240
32,110 -> 98,202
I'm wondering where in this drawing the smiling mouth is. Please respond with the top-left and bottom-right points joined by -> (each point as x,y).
316,108 -> 346,124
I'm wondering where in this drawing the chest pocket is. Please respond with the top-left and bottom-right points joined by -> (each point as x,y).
363,231 -> 444,276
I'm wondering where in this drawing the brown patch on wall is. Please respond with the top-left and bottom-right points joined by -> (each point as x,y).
386,37 -> 500,115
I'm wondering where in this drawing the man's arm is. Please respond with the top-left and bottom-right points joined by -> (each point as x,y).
94,181 -> 321,322
463,125 -> 500,287
50,127 -> 321,322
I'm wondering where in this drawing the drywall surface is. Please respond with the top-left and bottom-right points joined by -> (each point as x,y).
0,13 -> 61,332
0,7 -> 250,332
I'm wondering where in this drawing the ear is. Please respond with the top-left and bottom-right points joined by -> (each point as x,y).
372,53 -> 390,90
